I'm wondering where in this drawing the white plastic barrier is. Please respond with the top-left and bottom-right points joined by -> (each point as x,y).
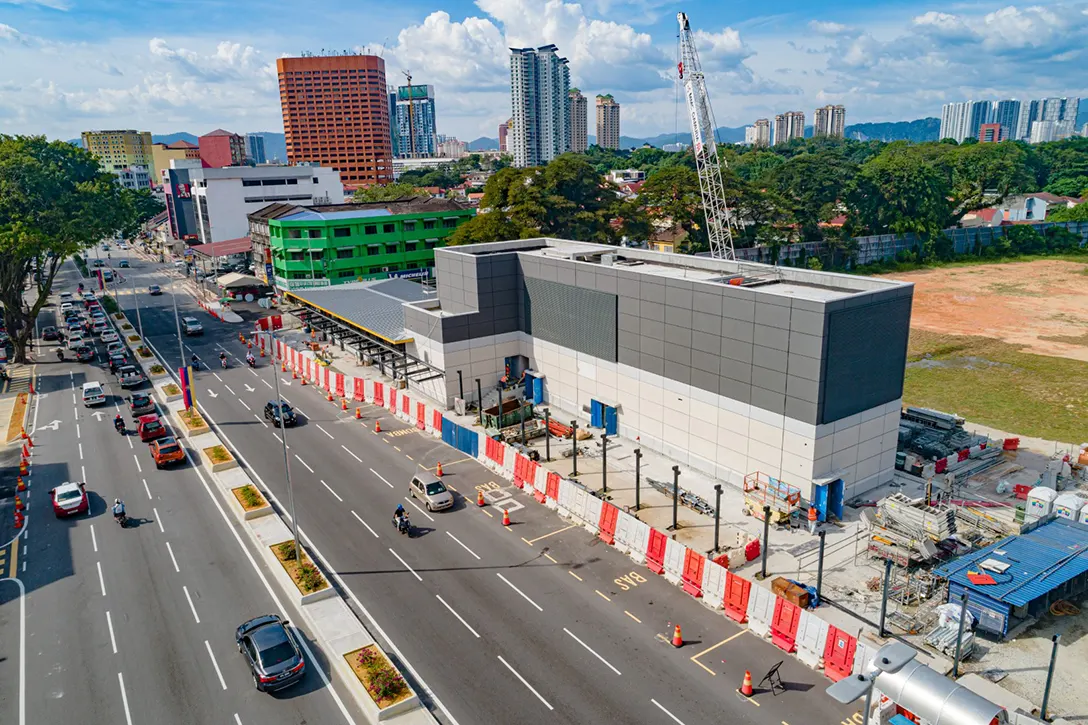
614,513 -> 650,564
662,537 -> 686,585
582,495 -> 603,534
746,584 -> 776,639
557,478 -> 578,518
795,610 -> 830,670
568,485 -> 590,524
532,466 -> 548,498
852,637 -> 874,676
700,560 -> 727,610
501,447 -> 517,481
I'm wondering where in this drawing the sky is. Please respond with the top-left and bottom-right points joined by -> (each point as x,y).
1,0 -> 1087,142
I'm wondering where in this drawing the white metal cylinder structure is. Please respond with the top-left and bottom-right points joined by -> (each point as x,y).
872,659 -> 1008,725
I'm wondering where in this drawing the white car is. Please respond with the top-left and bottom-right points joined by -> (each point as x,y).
81,381 -> 106,406
60,302 -> 74,314
67,333 -> 86,350
106,341 -> 125,356
82,291 -> 96,301
100,331 -> 119,344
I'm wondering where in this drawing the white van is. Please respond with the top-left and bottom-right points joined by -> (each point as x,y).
81,382 -> 106,407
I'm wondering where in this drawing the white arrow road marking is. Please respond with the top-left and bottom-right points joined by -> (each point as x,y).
91,411 -> 106,421
207,389 -> 219,399
244,384 -> 255,393
280,378 -> 292,386
39,419 -> 62,431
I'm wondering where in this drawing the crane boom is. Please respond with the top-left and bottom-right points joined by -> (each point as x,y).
677,12 -> 735,261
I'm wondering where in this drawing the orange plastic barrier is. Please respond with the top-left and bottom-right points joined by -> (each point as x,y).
545,471 -> 560,501
389,389 -> 398,412
770,597 -> 802,653
723,571 -> 751,623
513,454 -> 537,489
646,528 -> 667,575
823,626 -> 857,682
373,381 -> 384,406
681,549 -> 705,598
432,410 -> 443,433
598,502 -> 619,544
485,437 -> 505,466
335,373 -> 345,397
402,395 -> 409,415
353,377 -> 365,402
416,402 -> 426,430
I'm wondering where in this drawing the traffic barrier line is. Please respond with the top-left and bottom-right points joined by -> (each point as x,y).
689,630 -> 748,677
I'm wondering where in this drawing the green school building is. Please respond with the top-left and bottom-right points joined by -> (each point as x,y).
248,197 -> 474,289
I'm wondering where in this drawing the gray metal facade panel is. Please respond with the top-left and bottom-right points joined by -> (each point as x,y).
820,296 -> 911,424
522,276 -> 617,362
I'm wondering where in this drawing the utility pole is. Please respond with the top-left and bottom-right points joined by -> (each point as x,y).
403,70 -> 417,159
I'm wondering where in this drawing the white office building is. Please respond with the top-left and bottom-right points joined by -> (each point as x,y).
510,45 -> 571,167
190,165 -> 344,244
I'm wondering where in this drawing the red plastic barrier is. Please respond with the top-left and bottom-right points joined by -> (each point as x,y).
373,381 -> 384,406
934,457 -> 948,473
823,626 -> 857,683
270,315 -> 283,330
957,449 -> 969,462
324,367 -> 331,391
335,373 -> 345,397
545,471 -> 560,501
402,395 -> 409,415
1003,437 -> 1020,451
1014,484 -> 1032,500
598,502 -> 618,544
770,597 -> 802,653
432,410 -> 442,433
416,402 -> 426,430
389,389 -> 397,412
723,571 -> 750,623
353,377 -> 365,401
513,454 -> 534,489
485,437 -> 504,465
646,529 -> 667,575
744,538 -> 761,561
681,549 -> 705,598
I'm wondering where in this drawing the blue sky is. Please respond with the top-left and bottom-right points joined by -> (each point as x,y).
2,0 -> 1087,141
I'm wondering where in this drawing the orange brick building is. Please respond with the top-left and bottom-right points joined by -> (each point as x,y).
276,54 -> 393,188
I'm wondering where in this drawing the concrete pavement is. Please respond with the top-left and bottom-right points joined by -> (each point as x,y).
122,246 -> 863,725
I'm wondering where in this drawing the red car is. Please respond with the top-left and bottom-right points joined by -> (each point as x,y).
51,481 -> 89,517
137,414 -> 168,442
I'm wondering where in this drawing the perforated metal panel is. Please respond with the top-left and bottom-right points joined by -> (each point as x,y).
522,277 -> 617,362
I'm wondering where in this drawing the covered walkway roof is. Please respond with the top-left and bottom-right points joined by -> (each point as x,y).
190,236 -> 252,259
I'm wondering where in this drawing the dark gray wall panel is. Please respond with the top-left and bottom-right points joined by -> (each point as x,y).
820,296 -> 911,423
522,277 -> 618,362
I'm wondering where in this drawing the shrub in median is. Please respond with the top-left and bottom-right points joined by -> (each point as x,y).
345,645 -> 410,708
205,444 -> 231,463
121,322 -> 133,330
179,407 -> 206,429
149,364 -> 165,375
233,485 -> 265,510
272,540 -> 328,594
162,383 -> 181,396
136,346 -> 153,358
127,334 -> 140,343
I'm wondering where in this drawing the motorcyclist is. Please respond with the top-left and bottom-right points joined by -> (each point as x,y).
56,347 -> 64,361
191,353 -> 200,369
219,351 -> 228,368
246,352 -> 255,367
114,414 -> 125,433
112,498 -> 126,520
393,503 -> 406,527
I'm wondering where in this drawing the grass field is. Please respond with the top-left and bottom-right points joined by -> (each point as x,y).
904,329 -> 1088,443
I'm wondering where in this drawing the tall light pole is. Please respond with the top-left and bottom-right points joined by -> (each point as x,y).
169,281 -> 185,368
129,269 -> 145,340
268,328 -> 300,557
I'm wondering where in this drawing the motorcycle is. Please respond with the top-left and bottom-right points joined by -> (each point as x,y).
246,356 -> 256,368
114,419 -> 126,435
114,511 -> 128,528
220,356 -> 229,369
395,514 -> 413,537
56,349 -> 64,362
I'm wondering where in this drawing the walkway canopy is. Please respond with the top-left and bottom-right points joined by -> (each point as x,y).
190,236 -> 252,261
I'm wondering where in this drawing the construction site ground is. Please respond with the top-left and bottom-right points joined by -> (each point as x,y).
881,258 -> 1088,444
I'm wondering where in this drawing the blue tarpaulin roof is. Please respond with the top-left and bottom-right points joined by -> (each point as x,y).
933,517 -> 1088,607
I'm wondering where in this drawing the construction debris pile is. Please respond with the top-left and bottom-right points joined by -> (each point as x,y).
865,493 -> 958,566
896,406 -> 1003,480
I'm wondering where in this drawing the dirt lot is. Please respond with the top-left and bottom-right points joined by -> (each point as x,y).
882,259 -> 1088,361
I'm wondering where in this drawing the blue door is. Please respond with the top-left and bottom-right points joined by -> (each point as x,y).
828,479 -> 844,521
590,399 -> 603,428
812,483 -> 829,522
604,405 -> 618,436
524,373 -> 534,399
532,376 -> 544,404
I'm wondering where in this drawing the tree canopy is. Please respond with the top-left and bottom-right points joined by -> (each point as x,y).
352,182 -> 429,203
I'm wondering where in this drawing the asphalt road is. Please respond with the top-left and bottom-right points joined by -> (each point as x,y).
116,245 -> 864,725
0,253 -> 361,725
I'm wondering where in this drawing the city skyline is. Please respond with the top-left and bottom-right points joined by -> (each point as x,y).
3,1 -> 1086,142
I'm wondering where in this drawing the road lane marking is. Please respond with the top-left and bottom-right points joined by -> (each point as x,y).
405,454 -> 413,461
205,640 -> 227,690
184,585 -> 201,623
238,399 -> 251,411
321,480 -> 344,502
142,478 -> 151,499
90,524 -> 98,552
78,443 -> 83,459
405,497 -> 435,522
249,368 -> 259,378
106,611 -> 118,654
235,715 -> 242,725
544,553 -> 557,564
342,445 -> 362,463
154,508 -> 164,533
76,423 -> 80,439
651,698 -> 687,725
118,673 -> 134,725
294,454 -> 314,473
262,380 -> 273,389
496,573 -> 543,611
127,436 -> 133,449
388,548 -> 422,582
132,454 -> 142,473
166,542 -> 181,573
689,629 -> 748,676
370,468 -> 394,488
316,424 -> 334,439
564,627 -> 621,675
213,373 -> 223,382
569,571 -> 583,582
497,656 -> 553,711
527,524 -> 576,543
97,561 -> 107,596
595,590 -> 612,602
81,464 -> 86,480
271,432 -> 289,448
625,610 -> 642,623
254,413 -> 267,428
351,511 -> 379,538
436,595 -> 481,638
224,384 -> 235,395
446,531 -> 481,560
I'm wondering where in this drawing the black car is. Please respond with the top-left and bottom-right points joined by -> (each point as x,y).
148,284 -> 162,296
73,345 -> 94,363
235,615 -> 305,692
42,326 -> 58,341
263,400 -> 297,428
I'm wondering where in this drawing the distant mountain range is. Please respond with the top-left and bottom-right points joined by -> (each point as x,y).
845,118 -> 941,143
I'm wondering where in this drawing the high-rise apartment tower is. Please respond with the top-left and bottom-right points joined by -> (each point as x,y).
813,105 -> 846,137
595,94 -> 620,150
277,53 -> 393,187
393,84 -> 438,158
773,112 -> 805,145
509,45 -> 570,167
569,89 -> 588,153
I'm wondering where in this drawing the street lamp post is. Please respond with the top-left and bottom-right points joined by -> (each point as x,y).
170,282 -> 185,368
129,270 -> 145,340
269,330 -> 301,558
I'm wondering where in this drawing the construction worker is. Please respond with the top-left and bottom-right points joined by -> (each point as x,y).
808,505 -> 818,534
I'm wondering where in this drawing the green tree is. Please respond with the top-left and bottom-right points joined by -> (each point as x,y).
732,151 -> 785,183
539,154 -> 620,242
352,183 -> 428,203
1046,202 -> 1088,222
447,212 -> 523,246
0,135 -> 154,362
637,166 -> 705,246
847,143 -> 954,243
948,141 -> 1033,220
769,153 -> 857,240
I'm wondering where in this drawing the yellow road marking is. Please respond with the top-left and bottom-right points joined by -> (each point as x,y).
739,694 -> 759,707
394,446 -> 401,452
527,524 -> 576,544
689,630 -> 748,677
569,570 -> 583,582
624,610 -> 641,623
405,454 -> 413,461
544,553 -> 557,564
521,537 -> 533,546
9,535 -> 18,578
482,509 -> 493,518
446,484 -> 457,491
595,589 -> 611,602
424,457 -> 473,470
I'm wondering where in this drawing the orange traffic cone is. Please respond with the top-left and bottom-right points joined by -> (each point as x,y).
14,511 -> 23,529
341,399 -> 348,411
260,348 -> 265,357
436,461 -> 443,477
248,341 -> 253,350
27,435 -> 34,448
502,508 -> 511,526
740,670 -> 753,696
22,444 -> 30,458
20,426 -> 26,439
327,391 -> 333,402
19,459 -> 28,476
374,420 -> 381,433
14,494 -> 23,511
671,624 -> 683,648
477,489 -> 486,507
16,476 -> 26,492
311,329 -> 316,339
292,368 -> 297,379
300,376 -> 307,386
355,407 -> 362,419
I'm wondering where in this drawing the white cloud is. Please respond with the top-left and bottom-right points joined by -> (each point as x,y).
0,22 -> 25,43
808,20 -> 851,36
0,0 -> 69,10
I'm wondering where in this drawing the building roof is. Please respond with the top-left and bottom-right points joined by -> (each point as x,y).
216,272 -> 264,289
168,140 -> 199,149
189,237 -> 252,259
272,197 -> 470,224
201,129 -> 238,137
933,517 -> 1088,607
286,278 -> 435,343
